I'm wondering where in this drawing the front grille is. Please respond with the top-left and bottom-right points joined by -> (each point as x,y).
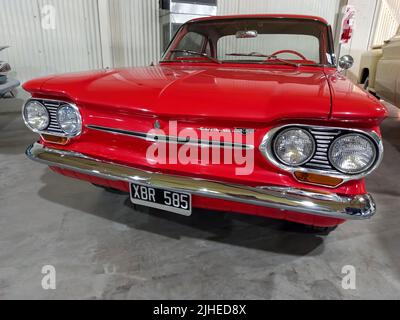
25,98 -> 81,138
305,128 -> 342,171
262,124 -> 363,177
42,100 -> 63,133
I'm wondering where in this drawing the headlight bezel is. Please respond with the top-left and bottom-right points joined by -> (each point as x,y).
22,99 -> 82,138
57,103 -> 83,137
273,127 -> 316,167
259,124 -> 383,187
22,100 -> 50,132
328,133 -> 378,175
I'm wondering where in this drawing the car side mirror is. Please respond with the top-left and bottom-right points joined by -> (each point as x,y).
338,55 -> 354,70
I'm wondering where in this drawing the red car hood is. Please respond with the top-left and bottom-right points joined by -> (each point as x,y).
24,65 -> 332,124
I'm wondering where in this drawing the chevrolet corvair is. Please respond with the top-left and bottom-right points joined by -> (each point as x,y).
22,15 -> 387,233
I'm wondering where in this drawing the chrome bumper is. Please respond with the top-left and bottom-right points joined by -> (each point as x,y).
26,143 -> 376,220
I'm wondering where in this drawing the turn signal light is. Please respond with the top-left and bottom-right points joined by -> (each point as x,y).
41,134 -> 69,145
294,171 -> 343,188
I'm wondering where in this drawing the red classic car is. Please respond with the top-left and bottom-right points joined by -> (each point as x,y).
22,14 -> 387,233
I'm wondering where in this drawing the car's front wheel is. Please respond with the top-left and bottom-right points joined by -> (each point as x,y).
92,183 -> 127,195
308,225 -> 338,235
284,221 -> 338,235
363,76 -> 369,90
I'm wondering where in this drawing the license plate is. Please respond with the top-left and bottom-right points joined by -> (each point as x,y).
129,183 -> 192,216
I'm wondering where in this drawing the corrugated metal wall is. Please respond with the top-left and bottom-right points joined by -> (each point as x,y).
1,0 -> 342,83
373,0 -> 400,46
218,0 -> 341,26
109,0 -> 160,68
0,0 -> 161,82
0,0 -> 103,82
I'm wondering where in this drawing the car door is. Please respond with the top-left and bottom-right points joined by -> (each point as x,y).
375,26 -> 400,106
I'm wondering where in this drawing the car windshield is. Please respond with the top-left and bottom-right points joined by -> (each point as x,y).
162,18 -> 334,66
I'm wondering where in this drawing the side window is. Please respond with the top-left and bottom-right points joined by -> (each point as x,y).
176,32 -> 206,52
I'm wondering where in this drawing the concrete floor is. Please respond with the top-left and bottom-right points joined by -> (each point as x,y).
0,91 -> 399,300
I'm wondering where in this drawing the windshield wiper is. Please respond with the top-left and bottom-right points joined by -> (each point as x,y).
226,52 -> 300,67
169,49 -> 221,64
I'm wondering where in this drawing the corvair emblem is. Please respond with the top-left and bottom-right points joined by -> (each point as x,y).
154,120 -> 161,129
235,128 -> 255,135
199,127 -> 255,135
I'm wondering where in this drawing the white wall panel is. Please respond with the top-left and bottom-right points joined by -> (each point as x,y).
218,0 -> 341,27
373,0 -> 400,46
109,0 -> 161,68
341,0 -> 380,80
0,0 -> 44,83
1,0 -> 341,83
0,0 -> 103,82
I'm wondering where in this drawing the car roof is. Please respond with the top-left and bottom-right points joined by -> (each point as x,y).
188,14 -> 330,26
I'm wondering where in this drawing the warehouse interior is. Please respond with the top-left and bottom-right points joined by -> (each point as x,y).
1,0 -> 400,300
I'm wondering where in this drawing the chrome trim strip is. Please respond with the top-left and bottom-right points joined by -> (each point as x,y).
259,124 -> 384,187
22,98 -> 82,138
86,125 -> 254,150
26,142 -> 376,220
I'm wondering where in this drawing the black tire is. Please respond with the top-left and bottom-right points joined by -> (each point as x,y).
308,225 -> 338,235
92,183 -> 127,195
363,76 -> 369,90
363,77 -> 380,99
283,221 -> 338,235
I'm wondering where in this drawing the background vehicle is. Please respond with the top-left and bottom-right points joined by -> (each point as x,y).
359,26 -> 400,106
0,46 -> 20,98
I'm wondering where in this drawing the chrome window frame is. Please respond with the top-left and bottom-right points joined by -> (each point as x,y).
22,98 -> 82,138
259,124 -> 384,187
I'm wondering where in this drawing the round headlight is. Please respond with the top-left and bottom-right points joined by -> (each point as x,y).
329,134 -> 376,174
23,101 -> 49,131
274,128 -> 315,166
57,104 -> 81,136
